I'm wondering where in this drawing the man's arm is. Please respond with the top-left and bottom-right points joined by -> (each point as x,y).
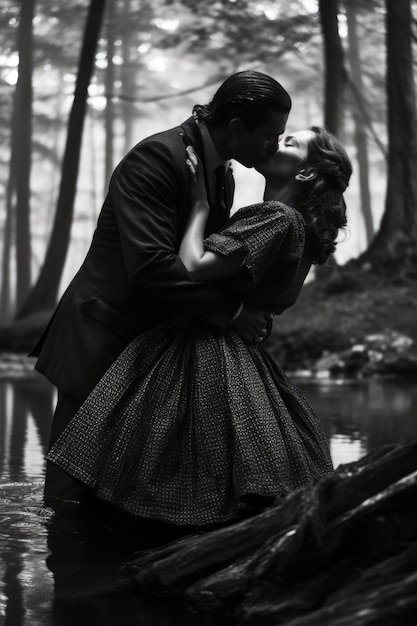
109,138 -> 241,322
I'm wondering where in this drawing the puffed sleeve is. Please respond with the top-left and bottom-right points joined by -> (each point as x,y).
204,201 -> 296,287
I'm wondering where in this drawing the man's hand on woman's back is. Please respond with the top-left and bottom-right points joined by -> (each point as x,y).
231,304 -> 274,345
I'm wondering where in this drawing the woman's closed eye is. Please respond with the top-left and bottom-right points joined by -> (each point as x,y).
284,136 -> 299,147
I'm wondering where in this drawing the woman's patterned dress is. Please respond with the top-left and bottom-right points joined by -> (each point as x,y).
47,202 -> 333,525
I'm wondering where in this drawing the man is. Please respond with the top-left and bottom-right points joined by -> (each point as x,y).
32,70 -> 291,506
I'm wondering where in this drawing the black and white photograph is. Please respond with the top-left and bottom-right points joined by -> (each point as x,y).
0,1 -> 416,624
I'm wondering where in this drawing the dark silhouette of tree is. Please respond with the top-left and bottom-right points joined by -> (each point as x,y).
361,0 -> 417,273
345,0 -> 374,245
14,0 -> 35,308
1,0 -> 35,321
122,0 -> 135,153
319,0 -> 346,136
16,0 -> 108,319
0,138 -> 15,323
104,0 -> 115,195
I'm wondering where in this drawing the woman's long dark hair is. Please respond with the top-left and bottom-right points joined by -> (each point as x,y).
296,126 -> 353,265
193,70 -> 291,130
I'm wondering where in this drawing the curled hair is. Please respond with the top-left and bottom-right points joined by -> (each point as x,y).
295,126 -> 353,265
193,70 -> 291,130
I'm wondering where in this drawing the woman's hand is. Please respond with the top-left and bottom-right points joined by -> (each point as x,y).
180,145 -> 245,280
186,146 -> 209,207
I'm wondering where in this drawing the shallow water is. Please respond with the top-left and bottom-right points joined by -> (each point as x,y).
0,373 -> 416,625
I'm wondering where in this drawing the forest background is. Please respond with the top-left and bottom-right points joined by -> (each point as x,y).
1,0 -> 416,376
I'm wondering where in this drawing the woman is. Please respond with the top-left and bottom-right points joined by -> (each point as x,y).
47,126 -> 352,526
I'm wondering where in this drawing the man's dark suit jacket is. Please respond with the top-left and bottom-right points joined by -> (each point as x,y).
31,117 -> 241,402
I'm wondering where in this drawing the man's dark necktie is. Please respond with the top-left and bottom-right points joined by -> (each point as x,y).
215,164 -> 226,208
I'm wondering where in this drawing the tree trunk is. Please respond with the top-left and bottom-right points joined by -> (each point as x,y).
318,0 -> 345,136
122,0 -> 135,154
104,0 -> 115,195
88,108 -> 99,217
0,385 -> 5,471
14,0 -> 35,309
345,0 -> 374,246
0,147 -> 16,323
16,0 -> 108,320
360,0 -> 417,271
45,74 -> 65,239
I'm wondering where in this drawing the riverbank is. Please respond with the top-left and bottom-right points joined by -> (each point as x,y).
1,267 -> 417,379
267,266 -> 417,377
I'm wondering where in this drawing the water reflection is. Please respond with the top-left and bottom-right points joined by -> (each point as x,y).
0,481 -> 53,625
0,374 -> 416,624
0,377 -> 54,482
298,377 -> 417,467
329,435 -> 366,466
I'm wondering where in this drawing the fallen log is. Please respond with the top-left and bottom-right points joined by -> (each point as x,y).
238,500 -> 417,624
184,471 -> 417,613
243,565 -> 417,626
127,438 -> 417,585
125,437 -> 417,624
238,555 -> 357,625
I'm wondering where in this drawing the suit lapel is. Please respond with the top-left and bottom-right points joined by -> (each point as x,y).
179,117 -> 234,232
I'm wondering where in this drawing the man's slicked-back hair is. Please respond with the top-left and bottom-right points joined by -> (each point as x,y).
193,70 -> 291,130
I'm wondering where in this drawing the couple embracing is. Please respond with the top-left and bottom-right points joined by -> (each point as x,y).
32,70 -> 352,526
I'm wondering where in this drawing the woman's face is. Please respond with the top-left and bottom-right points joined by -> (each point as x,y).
255,129 -> 315,180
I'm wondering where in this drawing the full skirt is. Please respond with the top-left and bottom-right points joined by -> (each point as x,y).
47,316 -> 333,525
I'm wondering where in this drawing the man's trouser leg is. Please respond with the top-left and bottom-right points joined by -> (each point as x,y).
44,390 -> 93,505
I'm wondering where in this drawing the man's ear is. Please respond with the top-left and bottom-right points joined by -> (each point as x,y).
295,167 -> 317,182
228,117 -> 245,135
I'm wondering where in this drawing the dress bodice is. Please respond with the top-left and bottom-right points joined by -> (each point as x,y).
204,201 -> 314,313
